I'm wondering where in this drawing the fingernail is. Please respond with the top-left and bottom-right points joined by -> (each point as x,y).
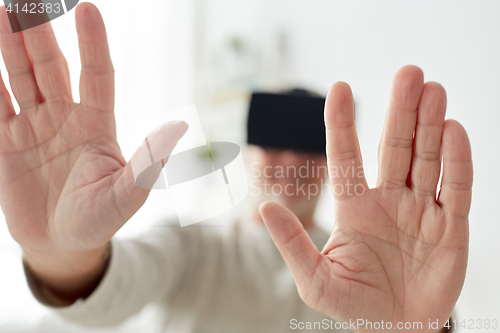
147,121 -> 188,163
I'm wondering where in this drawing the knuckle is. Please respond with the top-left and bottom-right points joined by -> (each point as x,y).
383,137 -> 413,149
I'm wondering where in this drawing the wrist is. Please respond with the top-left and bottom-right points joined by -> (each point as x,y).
23,243 -> 109,279
22,243 -> 111,306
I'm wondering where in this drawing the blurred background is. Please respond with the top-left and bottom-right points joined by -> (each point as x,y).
0,0 -> 499,332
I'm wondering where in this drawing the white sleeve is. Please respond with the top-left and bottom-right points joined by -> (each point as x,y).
27,226 -> 200,328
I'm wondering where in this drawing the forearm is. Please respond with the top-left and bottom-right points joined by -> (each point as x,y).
22,243 -> 111,306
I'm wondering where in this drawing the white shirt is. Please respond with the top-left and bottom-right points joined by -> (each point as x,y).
41,219 -> 352,333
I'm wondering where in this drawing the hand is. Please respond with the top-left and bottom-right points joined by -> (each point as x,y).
260,66 -> 472,332
0,3 -> 186,293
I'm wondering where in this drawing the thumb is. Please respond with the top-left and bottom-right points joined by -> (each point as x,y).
115,121 -> 188,218
259,201 -> 322,284
130,120 -> 189,189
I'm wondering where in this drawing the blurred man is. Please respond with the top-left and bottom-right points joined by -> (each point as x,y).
246,89 -> 329,231
0,3 -> 471,333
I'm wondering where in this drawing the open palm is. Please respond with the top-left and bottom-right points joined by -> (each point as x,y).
261,66 -> 472,332
0,4 -> 185,254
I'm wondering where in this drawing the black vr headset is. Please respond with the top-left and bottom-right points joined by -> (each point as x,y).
246,91 -> 326,154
